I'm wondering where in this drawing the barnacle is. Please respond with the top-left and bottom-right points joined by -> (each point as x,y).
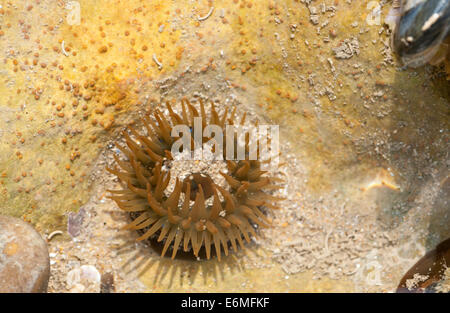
107,98 -> 282,261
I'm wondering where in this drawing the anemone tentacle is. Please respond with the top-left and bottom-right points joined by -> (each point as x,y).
108,99 -> 282,260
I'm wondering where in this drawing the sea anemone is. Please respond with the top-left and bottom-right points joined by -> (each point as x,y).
107,98 -> 282,261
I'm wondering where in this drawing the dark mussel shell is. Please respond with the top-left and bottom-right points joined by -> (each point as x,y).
393,0 -> 450,67
397,238 -> 450,293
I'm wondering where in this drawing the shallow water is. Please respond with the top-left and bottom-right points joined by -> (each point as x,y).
0,0 -> 448,292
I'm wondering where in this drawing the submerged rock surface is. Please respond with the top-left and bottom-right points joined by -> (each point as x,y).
0,215 -> 50,292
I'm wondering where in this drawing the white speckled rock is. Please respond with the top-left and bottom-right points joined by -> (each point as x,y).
0,215 -> 50,292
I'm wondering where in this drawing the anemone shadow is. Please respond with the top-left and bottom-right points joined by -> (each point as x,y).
112,229 -> 251,290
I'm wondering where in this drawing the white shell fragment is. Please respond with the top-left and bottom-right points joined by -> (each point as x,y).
66,265 -> 101,292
